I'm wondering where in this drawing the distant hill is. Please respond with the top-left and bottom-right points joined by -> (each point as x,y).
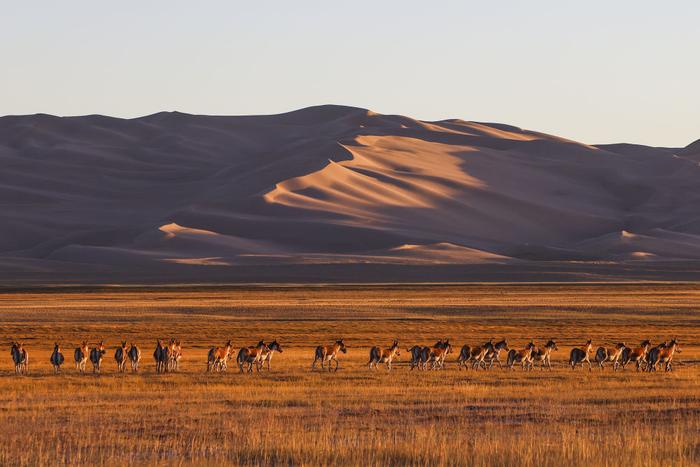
1,105 -> 698,284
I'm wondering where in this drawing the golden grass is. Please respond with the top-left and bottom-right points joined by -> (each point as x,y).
0,284 -> 699,466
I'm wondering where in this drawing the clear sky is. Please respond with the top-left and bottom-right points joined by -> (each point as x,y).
2,1 -> 698,146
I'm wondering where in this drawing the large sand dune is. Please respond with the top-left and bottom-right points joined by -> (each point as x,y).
1,105 -> 699,284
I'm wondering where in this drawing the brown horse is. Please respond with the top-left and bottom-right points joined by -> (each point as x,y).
456,344 -> 473,370
153,340 -> 169,373
312,339 -> 347,372
647,339 -> 681,372
620,340 -> 651,371
167,339 -> 182,372
368,340 -> 400,371
429,339 -> 452,370
418,340 -> 447,370
531,340 -> 558,370
656,339 -> 681,372
594,342 -> 625,371
259,340 -> 283,371
237,340 -> 267,373
460,340 -> 493,370
128,343 -> 141,372
569,339 -> 593,371
472,340 -> 499,370
50,343 -> 65,374
114,341 -> 128,373
89,341 -> 106,373
483,339 -> 510,369
407,345 -> 424,370
11,342 -> 28,375
506,341 -> 535,370
74,341 -> 89,373
208,340 -> 232,372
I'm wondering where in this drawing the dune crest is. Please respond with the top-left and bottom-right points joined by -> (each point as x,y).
159,223 -> 219,239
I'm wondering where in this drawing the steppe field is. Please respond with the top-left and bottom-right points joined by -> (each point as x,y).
0,283 -> 699,466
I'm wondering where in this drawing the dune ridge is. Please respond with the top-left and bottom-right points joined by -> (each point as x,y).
0,105 -> 698,283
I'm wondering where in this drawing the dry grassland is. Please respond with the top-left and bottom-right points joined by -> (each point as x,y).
0,284 -> 699,466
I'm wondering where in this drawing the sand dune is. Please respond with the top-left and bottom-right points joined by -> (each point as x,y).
0,105 -> 698,283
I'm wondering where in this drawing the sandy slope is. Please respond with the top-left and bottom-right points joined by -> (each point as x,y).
0,105 -> 698,283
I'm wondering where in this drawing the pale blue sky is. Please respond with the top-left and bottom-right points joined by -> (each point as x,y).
2,1 -> 698,146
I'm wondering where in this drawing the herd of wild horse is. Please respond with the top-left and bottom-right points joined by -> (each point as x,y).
7,337 -> 682,375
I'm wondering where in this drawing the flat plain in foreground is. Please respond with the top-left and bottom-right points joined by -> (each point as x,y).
0,284 -> 699,466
